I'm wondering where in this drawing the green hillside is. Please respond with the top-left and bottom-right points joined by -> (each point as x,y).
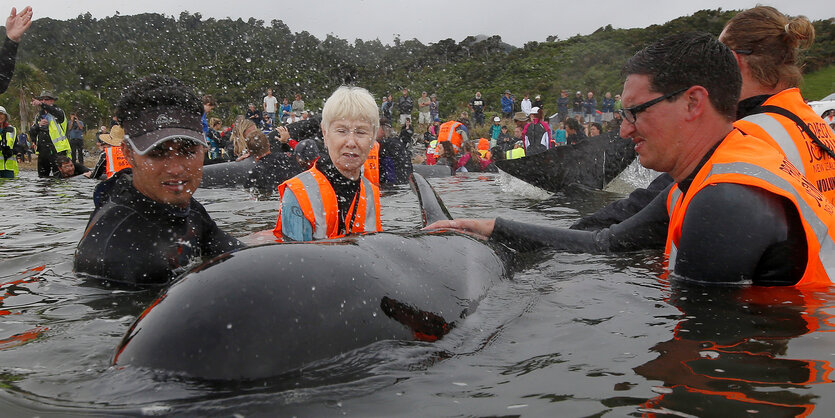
0,9 -> 832,129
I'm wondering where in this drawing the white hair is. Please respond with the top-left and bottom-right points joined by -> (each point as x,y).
321,86 -> 379,134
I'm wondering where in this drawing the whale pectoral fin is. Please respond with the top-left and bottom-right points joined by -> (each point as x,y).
409,172 -> 454,227
380,296 -> 452,342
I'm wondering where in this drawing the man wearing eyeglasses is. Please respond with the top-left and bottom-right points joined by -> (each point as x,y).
426,33 -> 835,286
74,75 -> 243,286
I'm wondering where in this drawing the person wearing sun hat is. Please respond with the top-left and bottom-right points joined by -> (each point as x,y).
86,124 -> 131,179
74,75 -> 242,286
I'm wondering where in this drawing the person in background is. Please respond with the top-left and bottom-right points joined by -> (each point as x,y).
245,103 -> 262,129
571,91 -> 583,119
54,155 -> 89,178
30,90 -> 69,177
587,122 -> 603,137
601,92 -> 615,122
399,116 -> 414,148
583,91 -> 597,123
469,91 -> 486,127
532,94 -> 543,109
564,117 -> 586,145
277,97 -> 290,124
67,112 -> 85,164
417,91 -> 431,132
274,86 -> 382,241
501,90 -> 515,119
15,131 -> 31,164
381,93 -> 393,121
74,75 -> 243,285
557,90 -> 570,122
0,105 -> 17,178
522,106 -> 551,155
292,93 -> 305,115
86,124 -> 130,179
263,88 -> 278,122
489,116 -> 502,145
429,93 -> 439,122
552,120 -> 567,146
520,93 -> 532,116
397,88 -> 413,126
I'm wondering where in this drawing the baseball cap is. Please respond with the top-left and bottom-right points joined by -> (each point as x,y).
122,106 -> 207,155
493,116 -> 501,122
530,107 -> 540,114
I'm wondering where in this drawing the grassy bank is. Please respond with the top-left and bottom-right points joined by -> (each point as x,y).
801,65 -> 835,100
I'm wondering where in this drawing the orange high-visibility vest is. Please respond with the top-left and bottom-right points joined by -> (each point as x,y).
437,121 -> 463,152
363,141 -> 380,185
665,129 -> 835,287
734,88 -> 835,203
104,146 -> 131,178
274,164 -> 382,240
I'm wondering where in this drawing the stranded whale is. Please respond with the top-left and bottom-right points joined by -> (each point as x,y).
113,173 -> 511,380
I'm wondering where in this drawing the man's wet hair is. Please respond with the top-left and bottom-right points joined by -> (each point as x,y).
56,155 -> 71,166
623,32 -> 741,121
115,75 -> 202,123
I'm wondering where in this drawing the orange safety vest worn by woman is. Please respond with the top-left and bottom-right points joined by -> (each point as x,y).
104,146 -> 131,178
734,88 -> 835,203
363,141 -> 380,185
437,121 -> 464,152
274,163 -> 381,240
665,129 -> 835,287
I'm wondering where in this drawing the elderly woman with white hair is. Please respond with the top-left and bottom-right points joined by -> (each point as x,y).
273,86 -> 382,241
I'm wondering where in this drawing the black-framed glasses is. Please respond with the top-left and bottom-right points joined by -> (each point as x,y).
618,87 -> 689,124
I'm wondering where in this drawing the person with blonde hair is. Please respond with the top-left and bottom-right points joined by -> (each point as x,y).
274,86 -> 382,241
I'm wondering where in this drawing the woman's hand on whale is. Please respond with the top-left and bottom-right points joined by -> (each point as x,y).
423,218 -> 495,240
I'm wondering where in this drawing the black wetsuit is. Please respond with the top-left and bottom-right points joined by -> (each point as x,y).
244,152 -> 302,190
74,170 -> 244,286
491,135 -> 807,286
0,37 -> 19,95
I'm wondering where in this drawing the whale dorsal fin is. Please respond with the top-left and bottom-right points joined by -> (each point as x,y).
409,172 -> 453,227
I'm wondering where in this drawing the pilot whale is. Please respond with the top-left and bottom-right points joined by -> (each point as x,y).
113,173 -> 512,380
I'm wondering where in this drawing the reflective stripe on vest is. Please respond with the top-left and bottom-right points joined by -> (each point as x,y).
705,161 -> 835,278
294,171 -> 331,240
665,186 -> 683,271
46,114 -> 70,153
740,113 -> 804,173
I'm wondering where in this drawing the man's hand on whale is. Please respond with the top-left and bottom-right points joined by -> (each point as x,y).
424,218 -> 495,241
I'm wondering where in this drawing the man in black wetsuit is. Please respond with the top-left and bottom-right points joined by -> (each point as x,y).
426,33 -> 835,286
74,75 -> 243,286
0,6 -> 32,95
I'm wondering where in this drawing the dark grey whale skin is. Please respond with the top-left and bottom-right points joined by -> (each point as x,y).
113,173 -> 511,381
